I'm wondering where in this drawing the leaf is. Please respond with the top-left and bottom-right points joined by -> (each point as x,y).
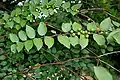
44,36 -> 54,48
0,55 -> 6,60
71,4 -> 82,11
16,42 -> 24,52
7,21 -> 14,29
100,17 -> 112,31
18,30 -> 27,41
112,21 -> 120,27
9,33 -> 19,43
41,0 -> 48,6
93,34 -> 105,45
15,7 -> 22,16
11,44 -> 17,53
20,19 -> 26,27
3,13 -> 9,21
58,35 -> 70,49
13,16 -> 21,23
113,32 -> 120,44
87,22 -> 97,31
55,0 -> 62,7
94,66 -> 113,80
15,24 -> 21,30
48,8 -> 54,15
37,22 -> 47,36
72,22 -> 82,31
62,2 -> 70,9
107,29 -> 120,43
24,40 -> 33,52
26,25 -> 35,39
79,35 -> 88,49
33,38 -> 43,51
62,23 -> 71,32
69,36 -> 78,46
41,9 -> 49,17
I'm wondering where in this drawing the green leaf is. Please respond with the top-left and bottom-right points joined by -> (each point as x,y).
107,29 -> 120,43
24,40 -> 33,52
113,32 -> 120,44
58,35 -> 70,49
26,25 -> 35,39
3,13 -> 9,21
16,42 -> 24,52
100,17 -> 112,31
9,33 -> 19,43
93,34 -> 105,45
41,9 -> 49,17
79,35 -> 88,49
15,7 -> 22,16
20,19 -> 26,27
44,36 -> 54,48
41,0 -> 48,6
55,0 -> 62,7
0,55 -> 6,60
48,8 -> 54,15
7,21 -> 14,29
37,22 -> 47,36
112,21 -> 120,27
72,22 -> 82,31
15,24 -> 21,30
18,30 -> 27,41
71,4 -> 82,11
13,16 -> 21,23
69,36 -> 78,46
62,23 -> 71,32
11,44 -> 17,53
62,2 -> 70,9
87,22 -> 97,31
11,10 -> 16,17
94,66 -> 113,80
33,38 -> 43,51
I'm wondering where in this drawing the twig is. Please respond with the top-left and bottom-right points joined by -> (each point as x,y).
41,48 -> 60,61
98,51 -> 120,57
99,59 -> 120,73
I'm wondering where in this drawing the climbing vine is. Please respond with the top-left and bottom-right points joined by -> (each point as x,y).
0,0 -> 120,80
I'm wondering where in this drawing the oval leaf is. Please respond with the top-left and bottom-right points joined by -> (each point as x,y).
79,35 -> 88,49
69,36 -> 78,46
87,22 -> 97,31
18,30 -> 27,41
93,34 -> 105,45
58,35 -> 70,49
72,22 -> 82,31
33,38 -> 43,51
100,17 -> 112,31
62,23 -> 71,32
24,40 -> 33,52
26,25 -> 35,39
37,22 -> 47,36
44,36 -> 54,48
11,44 -> 16,53
16,42 -> 24,52
9,33 -> 19,43
113,32 -> 120,44
94,66 -> 113,80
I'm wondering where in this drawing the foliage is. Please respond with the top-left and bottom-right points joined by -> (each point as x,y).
0,0 -> 120,80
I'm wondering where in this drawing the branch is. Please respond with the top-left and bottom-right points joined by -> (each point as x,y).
98,51 -> 120,57
99,59 -> 120,73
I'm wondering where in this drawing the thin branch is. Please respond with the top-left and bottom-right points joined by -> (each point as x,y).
99,59 -> 120,73
41,48 -> 60,61
98,51 -> 120,57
